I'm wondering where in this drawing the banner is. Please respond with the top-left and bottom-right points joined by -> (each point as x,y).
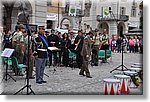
103,6 -> 111,18
69,5 -> 76,16
47,13 -> 58,21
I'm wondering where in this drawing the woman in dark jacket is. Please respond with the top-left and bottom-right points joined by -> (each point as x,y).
61,33 -> 71,67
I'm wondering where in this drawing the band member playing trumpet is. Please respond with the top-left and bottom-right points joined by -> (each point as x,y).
74,30 -> 84,69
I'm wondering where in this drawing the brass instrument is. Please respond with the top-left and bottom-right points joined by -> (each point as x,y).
74,39 -> 81,50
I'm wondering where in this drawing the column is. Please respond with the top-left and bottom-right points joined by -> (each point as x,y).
35,0 -> 47,26
91,1 -> 97,30
0,0 -> 3,94
109,21 -> 117,38
0,1 -> 2,27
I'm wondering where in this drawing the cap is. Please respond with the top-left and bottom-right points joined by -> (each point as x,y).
18,24 -> 25,29
89,31 -> 93,35
78,30 -> 82,33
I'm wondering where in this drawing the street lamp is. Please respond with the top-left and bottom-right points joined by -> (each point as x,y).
57,0 -> 59,28
109,7 -> 118,26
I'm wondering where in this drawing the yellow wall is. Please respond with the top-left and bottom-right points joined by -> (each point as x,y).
47,0 -> 62,13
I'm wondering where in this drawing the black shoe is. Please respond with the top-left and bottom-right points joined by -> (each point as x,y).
36,82 -> 42,84
86,76 -> 92,78
94,64 -> 98,66
101,61 -> 106,63
29,76 -> 35,79
79,73 -> 85,76
41,81 -> 47,83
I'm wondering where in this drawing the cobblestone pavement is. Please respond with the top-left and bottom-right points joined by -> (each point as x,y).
0,52 -> 143,95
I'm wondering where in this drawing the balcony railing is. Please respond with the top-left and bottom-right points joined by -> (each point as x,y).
97,14 -> 129,22
76,9 -> 85,17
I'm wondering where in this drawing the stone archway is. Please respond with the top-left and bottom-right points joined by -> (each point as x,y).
2,1 -> 15,32
118,22 -> 125,37
98,22 -> 109,34
60,17 -> 73,29
12,0 -> 32,30
2,0 -> 32,31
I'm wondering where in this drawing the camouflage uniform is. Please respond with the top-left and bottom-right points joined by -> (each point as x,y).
24,35 -> 33,78
14,31 -> 25,63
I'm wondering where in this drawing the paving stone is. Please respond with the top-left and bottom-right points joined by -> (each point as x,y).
0,53 -> 143,95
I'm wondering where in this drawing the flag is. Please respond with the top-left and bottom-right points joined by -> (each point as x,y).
103,6 -> 110,18
69,5 -> 76,16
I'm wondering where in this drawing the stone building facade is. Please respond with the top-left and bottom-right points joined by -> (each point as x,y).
82,0 -> 142,37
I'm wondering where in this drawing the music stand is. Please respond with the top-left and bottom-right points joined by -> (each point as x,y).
108,8 -> 128,73
110,43 -> 128,73
48,47 -> 61,73
1,48 -> 16,82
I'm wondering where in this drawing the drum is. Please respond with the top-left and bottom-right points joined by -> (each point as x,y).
131,64 -> 142,68
129,68 -> 142,72
129,68 -> 143,83
103,78 -> 120,95
133,63 -> 142,66
124,71 -> 139,88
114,75 -> 130,94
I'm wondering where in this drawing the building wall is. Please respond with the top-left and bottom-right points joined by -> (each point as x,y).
46,0 -> 83,31
28,0 -> 36,24
0,1 -> 2,27
81,0 -> 93,32
35,0 -> 47,27
82,0 -> 142,37
47,0 -> 62,13
10,0 -> 47,30
122,0 -> 142,28
0,0 -> 3,94
47,0 -> 64,30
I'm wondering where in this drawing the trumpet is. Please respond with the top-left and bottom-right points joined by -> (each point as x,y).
74,39 -> 81,50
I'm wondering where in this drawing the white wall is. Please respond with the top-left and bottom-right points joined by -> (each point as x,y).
120,0 -> 142,28
28,0 -> 36,24
82,0 -> 142,36
0,1 -> 2,27
0,0 -> 3,94
35,0 -> 47,27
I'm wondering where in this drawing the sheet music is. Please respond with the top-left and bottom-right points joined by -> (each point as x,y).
1,48 -> 14,58
37,49 -> 47,51
48,47 -> 60,51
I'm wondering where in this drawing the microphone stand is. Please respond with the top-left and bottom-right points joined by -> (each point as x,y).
110,43 -> 128,73
14,2 -> 35,95
109,10 -> 128,73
